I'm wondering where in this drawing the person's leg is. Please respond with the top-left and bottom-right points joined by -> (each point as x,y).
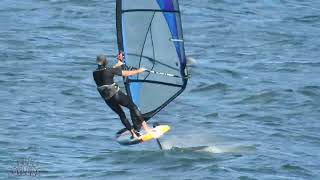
105,98 -> 131,131
114,91 -> 153,134
105,98 -> 139,138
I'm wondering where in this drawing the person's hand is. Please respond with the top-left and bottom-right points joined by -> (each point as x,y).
117,52 -> 124,62
139,67 -> 147,72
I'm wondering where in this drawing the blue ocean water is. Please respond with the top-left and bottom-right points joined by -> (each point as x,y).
1,0 -> 320,179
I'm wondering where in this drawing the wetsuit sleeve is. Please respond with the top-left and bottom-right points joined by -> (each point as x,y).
111,67 -> 122,76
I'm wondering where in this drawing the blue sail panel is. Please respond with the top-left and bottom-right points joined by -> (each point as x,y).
116,0 -> 188,120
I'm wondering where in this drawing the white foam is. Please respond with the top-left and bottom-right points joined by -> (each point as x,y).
186,57 -> 197,66
160,134 -> 256,154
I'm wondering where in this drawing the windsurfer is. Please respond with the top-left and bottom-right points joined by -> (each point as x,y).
93,52 -> 154,139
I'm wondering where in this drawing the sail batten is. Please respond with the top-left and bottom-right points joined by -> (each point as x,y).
122,9 -> 180,13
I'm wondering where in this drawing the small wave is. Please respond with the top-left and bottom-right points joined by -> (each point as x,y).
233,113 -> 255,119
190,82 -> 229,93
276,68 -> 299,73
60,86 -> 83,96
204,112 -> 219,118
282,164 -> 306,171
218,69 -> 242,79
234,90 -> 280,105
281,163 -> 313,177
283,62 -> 320,67
85,154 -> 108,162
40,25 -> 79,31
298,85 -> 320,98
288,15 -> 320,23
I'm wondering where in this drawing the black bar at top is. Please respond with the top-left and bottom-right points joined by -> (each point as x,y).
122,9 -> 179,13
128,79 -> 183,88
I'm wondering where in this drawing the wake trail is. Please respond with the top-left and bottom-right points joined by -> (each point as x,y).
160,134 -> 256,154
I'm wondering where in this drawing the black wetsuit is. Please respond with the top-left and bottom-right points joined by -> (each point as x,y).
93,66 -> 143,131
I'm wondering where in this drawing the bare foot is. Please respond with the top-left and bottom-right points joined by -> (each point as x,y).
130,129 -> 139,139
141,121 -> 153,134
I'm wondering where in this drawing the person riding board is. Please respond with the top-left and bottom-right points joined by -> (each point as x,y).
93,52 -> 154,139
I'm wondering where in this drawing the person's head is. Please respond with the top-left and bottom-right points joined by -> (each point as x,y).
96,54 -> 107,67
117,51 -> 124,60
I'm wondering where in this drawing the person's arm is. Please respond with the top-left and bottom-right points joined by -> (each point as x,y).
122,68 -> 145,77
112,52 -> 146,77
113,61 -> 123,68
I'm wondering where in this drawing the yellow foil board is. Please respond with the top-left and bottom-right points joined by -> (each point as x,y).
115,125 -> 170,146
140,125 -> 170,142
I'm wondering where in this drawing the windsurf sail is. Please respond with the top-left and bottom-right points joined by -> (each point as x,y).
116,0 -> 188,120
